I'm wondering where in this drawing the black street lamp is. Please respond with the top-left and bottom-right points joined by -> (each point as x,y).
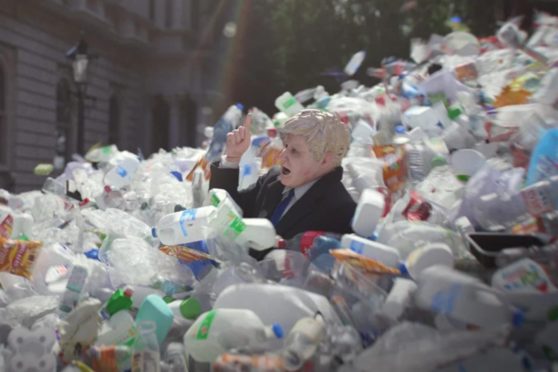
66,36 -> 89,156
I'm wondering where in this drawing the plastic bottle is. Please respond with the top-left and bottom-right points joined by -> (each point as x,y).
183,308 -> 283,363
234,218 -> 276,251
520,175 -> 558,217
96,309 -> 137,346
351,189 -> 385,239
340,233 -> 401,267
238,135 -> 269,191
379,278 -> 417,322
214,283 -> 340,336
154,206 -> 216,245
103,288 -> 134,318
392,124 -> 410,145
282,316 -> 326,371
104,153 -> 141,189
491,258 -> 557,294
163,342 -> 187,372
168,294 -> 211,321
58,265 -> 88,318
274,92 -> 304,117
415,265 -> 520,328
404,243 -> 455,280
135,295 -> 174,345
131,320 -> 160,372
277,231 -> 341,257
206,103 -> 244,163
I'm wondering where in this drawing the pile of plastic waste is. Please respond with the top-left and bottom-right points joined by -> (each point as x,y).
1,14 -> 558,372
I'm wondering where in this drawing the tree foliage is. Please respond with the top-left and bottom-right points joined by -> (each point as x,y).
224,0 -> 502,115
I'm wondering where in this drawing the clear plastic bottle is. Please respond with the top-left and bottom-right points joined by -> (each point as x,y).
206,104 -> 244,163
154,206 -> 216,245
132,320 -> 160,372
282,316 -> 326,371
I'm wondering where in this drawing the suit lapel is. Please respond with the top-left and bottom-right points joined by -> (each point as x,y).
276,182 -> 324,233
258,179 -> 285,219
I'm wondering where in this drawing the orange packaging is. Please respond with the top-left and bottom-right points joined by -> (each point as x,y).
330,249 -> 400,275
159,245 -> 220,266
373,144 -> 407,193
0,236 -> 42,279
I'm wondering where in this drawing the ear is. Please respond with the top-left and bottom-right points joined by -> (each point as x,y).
320,152 -> 335,168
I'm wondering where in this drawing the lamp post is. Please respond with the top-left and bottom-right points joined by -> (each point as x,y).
66,37 -> 89,155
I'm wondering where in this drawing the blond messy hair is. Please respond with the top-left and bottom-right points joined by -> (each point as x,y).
279,109 -> 350,165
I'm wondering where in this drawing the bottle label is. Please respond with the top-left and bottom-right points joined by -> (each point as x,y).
521,183 -> 553,216
349,240 -> 364,255
179,209 -> 197,237
210,193 -> 221,207
196,310 -> 216,340
282,96 -> 297,110
495,259 -> 556,293
431,284 -> 461,315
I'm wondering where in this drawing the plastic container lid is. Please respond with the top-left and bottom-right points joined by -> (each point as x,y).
395,125 -> 406,134
235,103 -> 244,111
179,297 -> 202,320
84,248 -> 100,261
272,323 -> 284,339
151,227 -> 157,238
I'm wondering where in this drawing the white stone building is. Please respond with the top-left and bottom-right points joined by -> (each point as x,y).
0,0 -> 226,191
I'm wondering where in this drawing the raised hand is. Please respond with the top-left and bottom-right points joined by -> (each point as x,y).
224,110 -> 252,163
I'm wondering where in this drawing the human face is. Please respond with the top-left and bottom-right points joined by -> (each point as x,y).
278,134 -> 328,187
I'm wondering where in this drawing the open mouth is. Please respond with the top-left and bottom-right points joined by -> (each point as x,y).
281,166 -> 291,176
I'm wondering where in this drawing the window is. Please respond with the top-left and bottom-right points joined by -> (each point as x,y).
108,94 -> 120,146
149,0 -> 155,22
165,0 -> 173,28
55,79 -> 72,169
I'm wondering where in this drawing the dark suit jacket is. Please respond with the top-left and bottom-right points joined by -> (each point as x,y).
209,162 -> 356,240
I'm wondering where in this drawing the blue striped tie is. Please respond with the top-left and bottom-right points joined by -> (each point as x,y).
270,189 -> 295,227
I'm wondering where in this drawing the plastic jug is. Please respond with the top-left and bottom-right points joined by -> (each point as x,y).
404,243 -> 454,280
340,233 -> 400,267
183,308 -> 283,363
96,310 -> 137,346
154,206 -> 216,245
135,295 -> 174,345
214,283 -> 341,336
415,265 -> 520,328
351,189 -> 385,239
379,278 -> 417,322
274,92 -> 304,116
104,153 -> 140,189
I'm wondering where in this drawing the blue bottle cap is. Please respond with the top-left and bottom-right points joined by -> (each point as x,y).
151,227 -> 158,238
512,309 -> 524,327
395,125 -> 406,134
272,323 -> 284,339
170,171 -> 183,182
397,262 -> 409,277
84,248 -> 100,261
235,103 -> 244,111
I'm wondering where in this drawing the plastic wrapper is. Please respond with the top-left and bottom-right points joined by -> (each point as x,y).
330,249 -> 400,276
0,236 -> 42,280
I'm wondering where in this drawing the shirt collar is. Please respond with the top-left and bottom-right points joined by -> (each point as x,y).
282,179 -> 318,201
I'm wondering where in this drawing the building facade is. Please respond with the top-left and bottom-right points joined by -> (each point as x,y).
0,0 -> 225,192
